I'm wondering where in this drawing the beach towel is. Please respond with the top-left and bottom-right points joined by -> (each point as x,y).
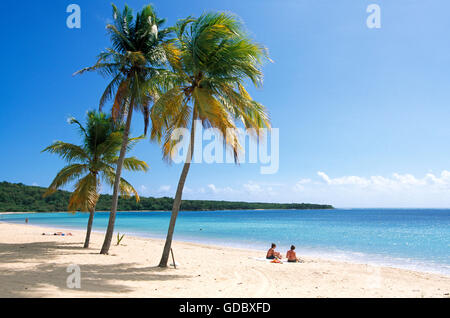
251,257 -> 303,264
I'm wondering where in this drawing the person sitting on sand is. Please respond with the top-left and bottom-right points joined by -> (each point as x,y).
266,243 -> 282,260
286,245 -> 301,263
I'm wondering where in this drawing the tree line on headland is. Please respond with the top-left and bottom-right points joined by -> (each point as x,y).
0,181 -> 333,213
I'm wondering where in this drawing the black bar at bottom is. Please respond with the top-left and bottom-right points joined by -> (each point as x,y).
0,298 -> 446,316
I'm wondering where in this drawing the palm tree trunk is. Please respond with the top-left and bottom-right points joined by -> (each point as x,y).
83,209 -> 95,248
100,101 -> 135,255
159,117 -> 196,267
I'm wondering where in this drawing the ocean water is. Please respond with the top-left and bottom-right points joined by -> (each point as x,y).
1,209 -> 449,275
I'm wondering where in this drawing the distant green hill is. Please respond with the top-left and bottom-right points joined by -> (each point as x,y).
0,181 -> 334,212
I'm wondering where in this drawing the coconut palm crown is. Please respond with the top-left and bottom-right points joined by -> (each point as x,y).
75,4 -> 171,132
150,12 -> 271,267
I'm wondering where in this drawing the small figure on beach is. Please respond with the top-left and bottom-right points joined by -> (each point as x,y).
266,243 -> 282,260
286,245 -> 301,263
25,218 -> 29,224
42,232 -> 73,236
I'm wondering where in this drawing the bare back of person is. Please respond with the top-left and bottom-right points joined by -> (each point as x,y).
286,245 -> 300,263
286,250 -> 297,261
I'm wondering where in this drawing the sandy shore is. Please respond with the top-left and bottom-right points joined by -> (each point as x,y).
0,222 -> 449,298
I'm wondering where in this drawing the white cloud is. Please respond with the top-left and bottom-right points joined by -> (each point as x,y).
138,184 -> 172,197
139,185 -> 149,195
293,179 -> 311,192
299,170 -> 450,207
243,181 -> 263,194
241,181 -> 281,197
392,173 -> 424,186
317,171 -> 331,184
158,185 -> 171,193
208,184 -> 218,193
140,171 -> 450,207
207,184 -> 235,194
317,171 -> 450,191
318,172 -> 371,187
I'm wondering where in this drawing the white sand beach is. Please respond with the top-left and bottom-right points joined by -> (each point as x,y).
0,222 -> 449,298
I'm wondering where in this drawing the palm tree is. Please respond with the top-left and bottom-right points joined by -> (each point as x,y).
43,111 -> 148,248
150,12 -> 271,267
75,4 -> 171,254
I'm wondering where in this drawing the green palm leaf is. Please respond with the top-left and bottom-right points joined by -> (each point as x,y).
151,11 -> 271,162
42,142 -> 89,163
44,164 -> 89,197
43,111 -> 148,211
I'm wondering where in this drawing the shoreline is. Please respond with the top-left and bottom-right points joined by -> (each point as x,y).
0,207 -> 334,214
0,222 -> 449,298
2,217 -> 450,277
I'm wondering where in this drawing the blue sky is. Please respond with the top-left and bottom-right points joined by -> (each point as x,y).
1,0 -> 450,207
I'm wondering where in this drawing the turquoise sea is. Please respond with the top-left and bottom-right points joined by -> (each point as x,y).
1,209 -> 449,275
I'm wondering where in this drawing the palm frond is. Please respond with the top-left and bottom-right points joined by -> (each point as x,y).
68,173 -> 99,212
42,142 -> 89,163
44,164 -> 89,197
101,166 -> 141,202
122,157 -> 149,172
99,73 -> 124,110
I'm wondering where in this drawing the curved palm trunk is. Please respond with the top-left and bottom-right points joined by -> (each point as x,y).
83,209 -> 95,248
159,118 -> 196,268
100,103 -> 134,255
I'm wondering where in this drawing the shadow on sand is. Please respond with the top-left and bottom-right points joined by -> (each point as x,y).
0,241 -> 192,297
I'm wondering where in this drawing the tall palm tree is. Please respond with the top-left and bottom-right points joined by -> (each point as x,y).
75,4 -> 171,254
43,111 -> 148,248
150,12 -> 271,267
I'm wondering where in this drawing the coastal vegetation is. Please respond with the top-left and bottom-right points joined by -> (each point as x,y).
0,181 -> 333,212
41,111 -> 148,247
